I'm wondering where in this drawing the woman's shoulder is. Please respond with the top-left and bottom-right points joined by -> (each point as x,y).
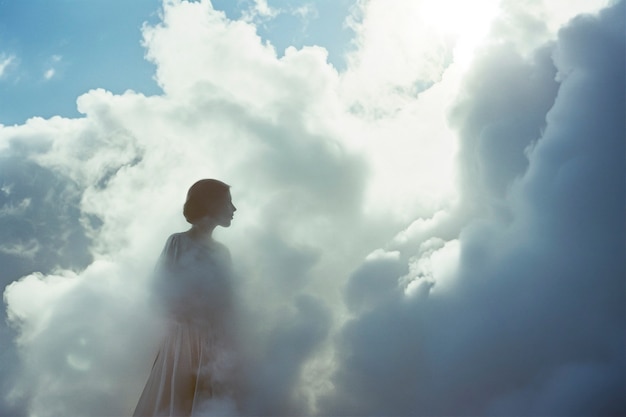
162,232 -> 181,249
159,232 -> 190,261
163,231 -> 231,260
165,231 -> 185,244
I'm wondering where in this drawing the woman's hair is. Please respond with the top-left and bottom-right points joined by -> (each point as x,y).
183,179 -> 230,224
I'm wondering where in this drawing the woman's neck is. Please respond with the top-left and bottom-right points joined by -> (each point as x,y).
189,223 -> 216,240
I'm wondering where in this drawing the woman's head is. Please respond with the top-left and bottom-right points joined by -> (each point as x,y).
183,179 -> 235,226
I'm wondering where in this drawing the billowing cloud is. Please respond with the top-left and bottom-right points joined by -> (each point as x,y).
1,0 -> 623,416
324,1 -> 625,415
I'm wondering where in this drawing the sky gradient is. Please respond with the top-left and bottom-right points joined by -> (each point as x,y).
1,1 -> 624,416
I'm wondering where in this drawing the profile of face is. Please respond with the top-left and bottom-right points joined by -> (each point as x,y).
212,191 -> 237,227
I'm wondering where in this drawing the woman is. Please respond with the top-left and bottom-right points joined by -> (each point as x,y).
134,179 -> 239,417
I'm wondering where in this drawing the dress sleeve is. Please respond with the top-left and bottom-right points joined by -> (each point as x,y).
150,234 -> 184,317
157,233 -> 182,270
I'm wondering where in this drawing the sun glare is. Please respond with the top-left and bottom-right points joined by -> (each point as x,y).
420,0 -> 501,66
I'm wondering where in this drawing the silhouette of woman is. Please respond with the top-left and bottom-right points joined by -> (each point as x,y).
134,179 -> 239,416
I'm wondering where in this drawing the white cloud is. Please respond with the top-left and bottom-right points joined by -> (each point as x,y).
0,239 -> 40,259
0,197 -> 31,216
241,0 -> 280,23
324,1 -> 624,415
251,0 -> 277,18
402,237 -> 460,297
292,3 -> 318,20
0,54 -> 16,78
42,55 -> 63,80
43,68 -> 55,80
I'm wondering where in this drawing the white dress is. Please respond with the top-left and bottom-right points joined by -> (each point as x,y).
133,232 -> 239,417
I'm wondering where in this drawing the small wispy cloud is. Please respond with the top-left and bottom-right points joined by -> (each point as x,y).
43,68 -> 56,80
0,239 -> 40,260
0,198 -> 31,216
252,0 -> 276,17
0,53 -> 16,78
292,3 -> 318,20
242,0 -> 279,22
43,55 -> 63,81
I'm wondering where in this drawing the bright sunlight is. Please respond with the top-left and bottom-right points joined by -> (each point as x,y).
420,0 -> 501,66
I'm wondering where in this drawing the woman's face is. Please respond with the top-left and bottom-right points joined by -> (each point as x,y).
213,191 -> 236,227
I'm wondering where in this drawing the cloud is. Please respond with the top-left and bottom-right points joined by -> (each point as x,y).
42,55 -> 63,81
0,54 -> 16,79
241,0 -> 279,22
292,3 -> 318,20
43,69 -> 55,80
1,0 -> 623,416
323,1 -> 625,415
2,1 -> 366,414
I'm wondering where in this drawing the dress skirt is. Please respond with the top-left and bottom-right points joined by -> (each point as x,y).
133,320 -> 236,417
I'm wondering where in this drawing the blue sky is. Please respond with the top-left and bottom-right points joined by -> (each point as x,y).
0,0 -> 354,125
0,0 -> 160,124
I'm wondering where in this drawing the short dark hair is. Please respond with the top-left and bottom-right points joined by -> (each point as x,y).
183,179 -> 230,224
